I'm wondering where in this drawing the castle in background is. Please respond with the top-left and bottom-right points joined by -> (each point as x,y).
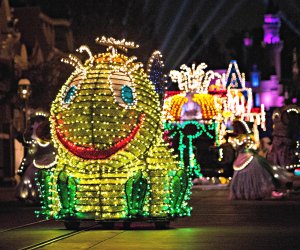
244,0 -> 299,109
166,1 -> 299,111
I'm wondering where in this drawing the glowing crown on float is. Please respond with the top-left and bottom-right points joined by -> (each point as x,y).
95,36 -> 139,53
169,63 -> 224,93
61,36 -> 142,75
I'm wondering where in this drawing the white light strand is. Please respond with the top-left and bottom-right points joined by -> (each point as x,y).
76,45 -> 94,65
95,36 -> 139,54
33,156 -> 58,169
61,54 -> 86,74
169,63 -> 221,93
36,140 -> 50,147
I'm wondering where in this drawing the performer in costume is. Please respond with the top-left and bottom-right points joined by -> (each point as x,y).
228,120 -> 284,200
15,119 -> 39,178
16,112 -> 56,204
267,105 -> 300,169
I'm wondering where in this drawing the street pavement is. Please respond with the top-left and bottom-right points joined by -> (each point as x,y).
0,185 -> 300,249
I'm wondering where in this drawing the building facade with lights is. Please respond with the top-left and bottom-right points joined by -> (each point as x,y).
0,0 -> 74,185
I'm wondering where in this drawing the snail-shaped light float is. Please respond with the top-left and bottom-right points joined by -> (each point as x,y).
37,37 -> 192,229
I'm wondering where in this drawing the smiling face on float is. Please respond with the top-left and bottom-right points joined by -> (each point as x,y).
51,53 -> 159,160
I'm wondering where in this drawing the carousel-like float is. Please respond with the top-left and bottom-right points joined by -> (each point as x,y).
163,60 -> 266,183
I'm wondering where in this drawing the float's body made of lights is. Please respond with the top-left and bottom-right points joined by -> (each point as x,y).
37,37 -> 192,229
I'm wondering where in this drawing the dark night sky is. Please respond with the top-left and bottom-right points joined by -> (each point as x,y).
10,0 -> 300,72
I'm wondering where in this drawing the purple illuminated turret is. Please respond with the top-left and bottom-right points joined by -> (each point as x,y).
263,14 -> 281,44
262,0 -> 283,80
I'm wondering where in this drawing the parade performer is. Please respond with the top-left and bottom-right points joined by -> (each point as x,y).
16,113 -> 56,204
228,120 -> 284,200
267,105 -> 300,169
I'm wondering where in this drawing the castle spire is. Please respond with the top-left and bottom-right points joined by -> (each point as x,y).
292,48 -> 299,81
266,0 -> 279,15
262,0 -> 283,80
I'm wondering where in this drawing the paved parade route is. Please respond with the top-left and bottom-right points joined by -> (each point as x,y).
1,186 -> 300,249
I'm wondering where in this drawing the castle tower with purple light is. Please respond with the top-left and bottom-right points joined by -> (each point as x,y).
262,0 -> 283,80
249,0 -> 284,109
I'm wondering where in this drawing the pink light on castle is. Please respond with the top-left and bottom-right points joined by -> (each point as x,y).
243,37 -> 253,47
263,14 -> 281,44
264,33 -> 280,44
265,15 -> 280,24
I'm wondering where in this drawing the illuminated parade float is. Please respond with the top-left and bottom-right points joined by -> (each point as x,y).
37,37 -> 192,229
163,60 -> 266,181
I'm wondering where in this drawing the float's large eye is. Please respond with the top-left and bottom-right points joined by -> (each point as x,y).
121,85 -> 134,104
63,85 -> 77,105
109,71 -> 136,108
61,73 -> 84,107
